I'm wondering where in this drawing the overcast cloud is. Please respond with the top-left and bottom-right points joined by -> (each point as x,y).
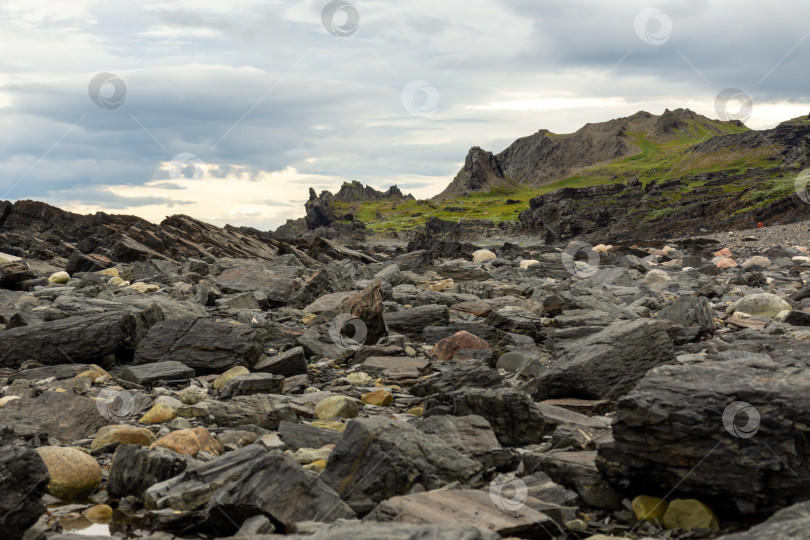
1,0 -> 808,229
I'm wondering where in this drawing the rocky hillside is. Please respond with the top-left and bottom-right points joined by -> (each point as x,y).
437,109 -> 748,199
0,200 -> 314,273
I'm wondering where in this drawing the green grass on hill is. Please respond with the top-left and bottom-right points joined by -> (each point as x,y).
336,117 -> 786,233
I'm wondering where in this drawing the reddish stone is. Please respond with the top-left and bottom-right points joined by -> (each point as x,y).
428,331 -> 491,362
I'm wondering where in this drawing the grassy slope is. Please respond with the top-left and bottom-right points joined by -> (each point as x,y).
334,117 -> 799,233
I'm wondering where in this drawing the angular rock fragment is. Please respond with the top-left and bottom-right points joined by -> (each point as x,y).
410,360 -> 504,397
716,500 -> 810,539
145,445 -> 268,510
657,295 -> 715,343
424,387 -> 556,447
106,444 -> 188,498
320,417 -> 483,512
254,346 -> 308,377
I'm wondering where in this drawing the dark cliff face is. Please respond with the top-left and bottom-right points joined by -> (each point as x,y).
276,181 -> 414,237
437,147 -> 507,198
517,171 -> 810,245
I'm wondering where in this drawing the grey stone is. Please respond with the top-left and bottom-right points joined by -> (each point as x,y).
320,417 -> 484,512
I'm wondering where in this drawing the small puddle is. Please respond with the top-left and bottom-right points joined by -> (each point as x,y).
47,503 -> 141,537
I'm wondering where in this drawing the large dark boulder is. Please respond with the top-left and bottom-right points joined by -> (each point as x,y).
531,319 -> 676,401
0,305 -> 162,368
134,317 -> 263,374
597,355 -> 810,516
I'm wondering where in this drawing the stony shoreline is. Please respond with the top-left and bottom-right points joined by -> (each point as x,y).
2,207 -> 810,539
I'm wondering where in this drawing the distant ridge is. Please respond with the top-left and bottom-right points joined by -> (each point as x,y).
436,108 -> 745,199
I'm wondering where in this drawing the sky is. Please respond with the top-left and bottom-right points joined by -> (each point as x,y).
1,0 -> 809,230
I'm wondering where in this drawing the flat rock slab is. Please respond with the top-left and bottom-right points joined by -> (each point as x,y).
366,489 -> 561,538
0,391 -> 112,443
282,523 -> 501,540
134,318 -> 263,374
216,268 -> 295,307
120,361 -> 195,386
278,421 -> 342,451
359,356 -> 430,375
218,373 -> 285,399
205,395 -> 297,429
385,305 -> 449,338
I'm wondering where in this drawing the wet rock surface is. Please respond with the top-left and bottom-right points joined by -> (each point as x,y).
2,205 -> 810,539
